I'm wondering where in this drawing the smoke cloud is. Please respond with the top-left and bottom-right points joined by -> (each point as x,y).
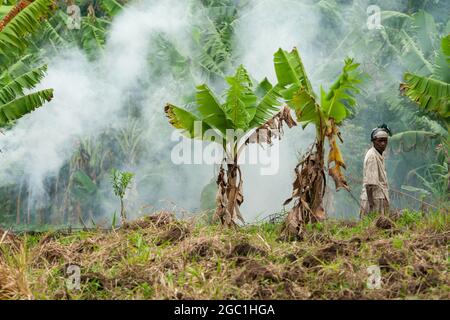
1,0 -> 435,225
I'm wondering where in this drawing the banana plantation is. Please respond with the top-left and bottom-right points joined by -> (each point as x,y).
0,0 -> 449,301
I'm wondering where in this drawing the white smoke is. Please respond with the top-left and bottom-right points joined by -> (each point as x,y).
0,0 -> 205,218
1,0 -> 415,224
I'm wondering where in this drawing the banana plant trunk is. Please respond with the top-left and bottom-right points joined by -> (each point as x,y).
282,126 -> 327,239
214,155 -> 245,227
310,138 -> 326,216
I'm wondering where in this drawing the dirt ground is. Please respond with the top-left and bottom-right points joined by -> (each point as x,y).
0,211 -> 448,300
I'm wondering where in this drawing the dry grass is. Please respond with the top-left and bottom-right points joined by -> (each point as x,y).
0,210 -> 449,300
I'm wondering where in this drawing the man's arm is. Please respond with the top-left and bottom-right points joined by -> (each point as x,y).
364,154 -> 379,213
366,185 -> 376,212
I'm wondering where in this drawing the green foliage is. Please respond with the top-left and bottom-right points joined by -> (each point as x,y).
305,221 -> 324,232
0,64 -> 48,97
223,65 -> 257,129
397,210 -> 423,226
389,130 -> 440,153
396,32 -> 450,205
111,168 -> 134,221
274,47 -> 313,94
406,162 -> 449,201
275,48 -> 362,128
190,0 -> 242,80
250,80 -> 284,127
401,73 -> 450,120
4,210 -> 448,299
1,0 -> 448,225
165,63 -> 284,146
72,170 -> 98,202
321,58 -> 361,122
111,168 -> 134,200
441,35 -> 450,61
100,0 -> 124,17
0,4 -> 12,19
27,0 -> 127,60
0,88 -> 53,127
0,0 -> 54,62
80,17 -> 108,57
423,210 -> 448,232
0,0 -> 54,128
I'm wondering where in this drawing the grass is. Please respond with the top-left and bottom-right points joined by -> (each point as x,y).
0,210 -> 448,300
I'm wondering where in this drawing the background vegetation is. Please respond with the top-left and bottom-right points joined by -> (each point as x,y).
0,0 -> 448,228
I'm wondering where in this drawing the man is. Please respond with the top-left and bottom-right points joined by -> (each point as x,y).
66,0 -> 81,30
360,124 -> 392,217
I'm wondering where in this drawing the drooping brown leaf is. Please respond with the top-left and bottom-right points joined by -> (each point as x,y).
328,165 -> 349,191
326,122 -> 349,191
328,138 -> 346,169
246,106 -> 296,145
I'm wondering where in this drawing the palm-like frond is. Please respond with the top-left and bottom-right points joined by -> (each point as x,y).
249,83 -> 284,127
193,20 -> 232,79
433,34 -> 450,83
38,18 -> 67,50
191,1 -> 237,80
396,29 -> 433,76
0,0 -> 53,60
321,58 -> 362,124
0,64 -> 47,102
400,73 -> 450,119
0,0 -> 31,31
289,86 -> 320,128
282,56 -> 362,127
254,78 -> 272,98
166,64 -> 286,143
223,65 -> 257,129
195,84 -> 229,133
0,54 -> 36,82
390,130 -> 440,153
81,17 -> 107,56
0,88 -> 53,127
411,10 -> 438,59
164,103 -> 212,139
274,47 -> 313,94
100,0 -> 124,17
442,34 -> 450,59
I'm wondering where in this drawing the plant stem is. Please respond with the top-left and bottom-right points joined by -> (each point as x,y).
120,198 -> 126,221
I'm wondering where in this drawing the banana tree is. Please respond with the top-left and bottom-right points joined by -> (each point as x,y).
400,34 -> 450,122
275,48 -> 362,238
0,0 -> 54,128
399,33 -> 450,196
165,64 -> 295,227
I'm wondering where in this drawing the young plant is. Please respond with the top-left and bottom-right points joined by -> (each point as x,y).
111,168 -> 134,222
165,65 -> 295,227
275,47 -> 363,238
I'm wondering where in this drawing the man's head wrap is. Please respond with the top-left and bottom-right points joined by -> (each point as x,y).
371,124 -> 392,141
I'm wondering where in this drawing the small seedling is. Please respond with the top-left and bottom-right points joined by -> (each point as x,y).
111,168 -> 134,223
